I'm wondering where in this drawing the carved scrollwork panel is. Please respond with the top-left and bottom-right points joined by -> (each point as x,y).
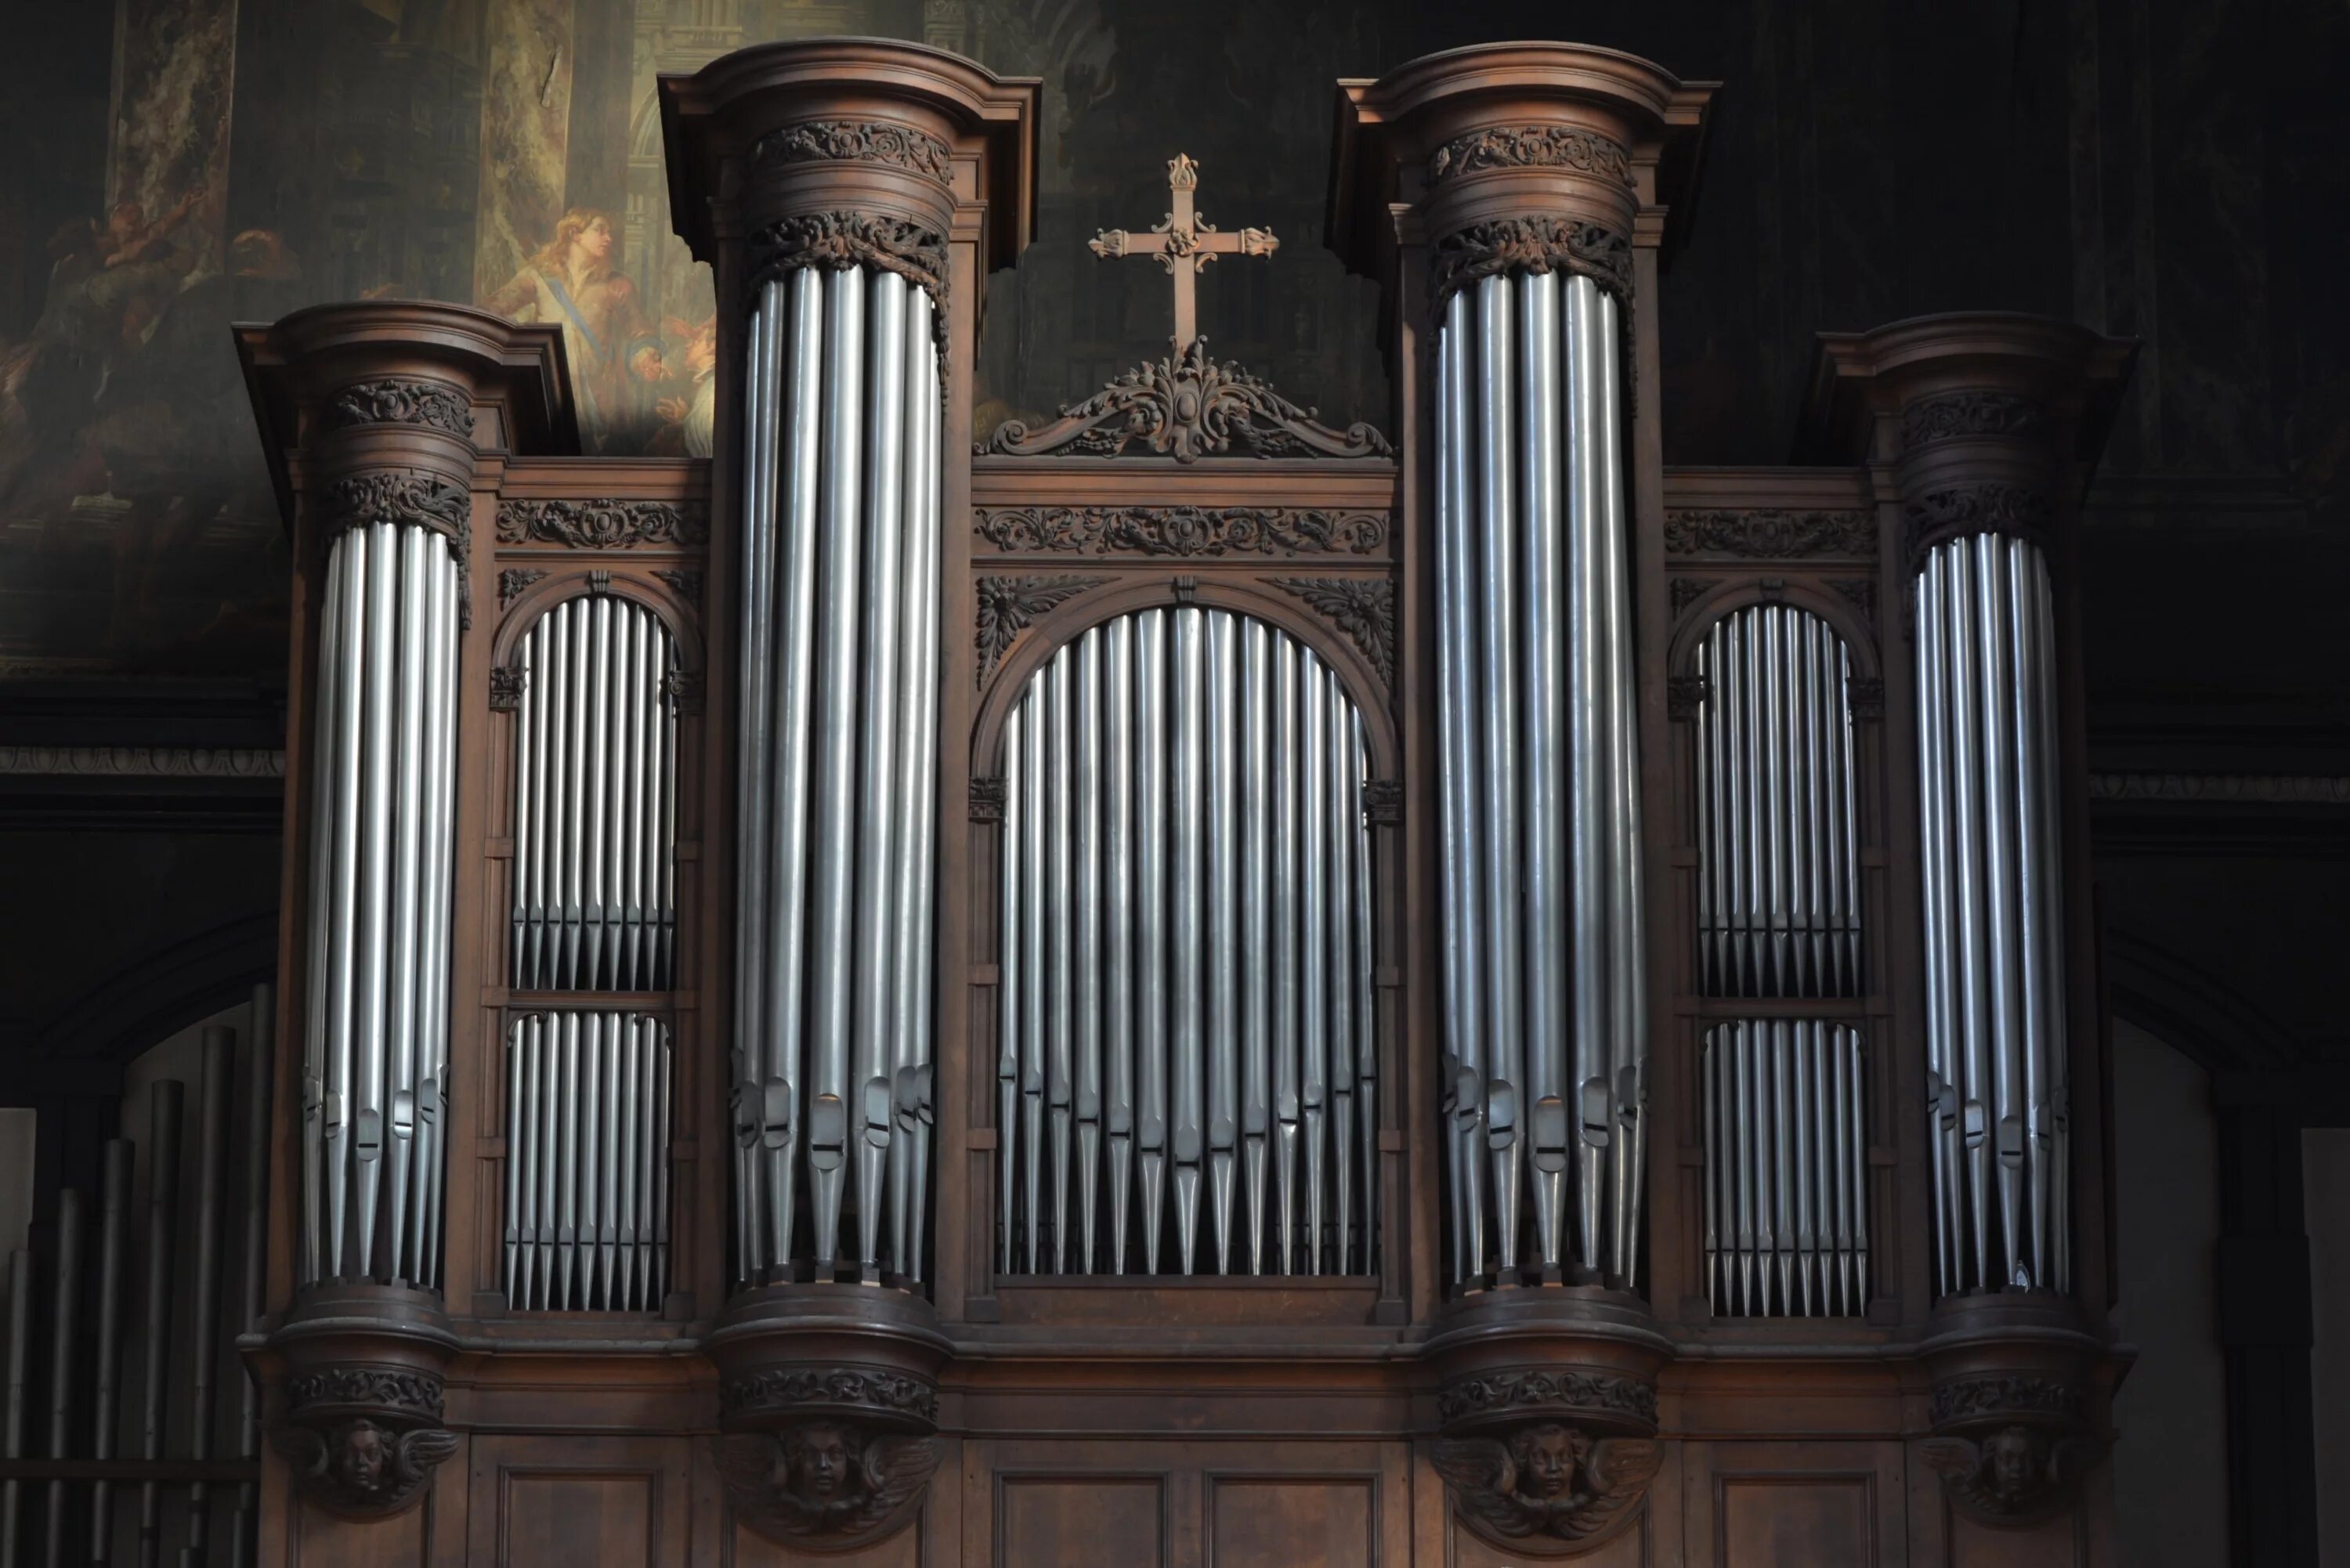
494,498 -> 707,550
1904,483 -> 2052,564
974,575 -> 1104,686
747,212 -> 951,349
1662,509 -> 1876,560
753,119 -> 954,187
1437,1369 -> 1660,1429
1902,391 -> 2049,451
1269,576 -> 1394,689
325,378 -> 475,438
1428,126 -> 1634,190
974,504 -> 1388,558
1427,217 -> 1635,320
978,340 -> 1392,464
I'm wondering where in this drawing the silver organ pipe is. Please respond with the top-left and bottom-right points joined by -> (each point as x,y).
301,500 -> 464,1287
509,597 -> 682,992
1693,605 -> 1869,1316
1434,269 -> 1647,1287
503,1013 -> 674,1310
1914,533 -> 2069,1296
1700,1022 -> 1868,1315
995,610 -> 1380,1276
731,265 -> 942,1285
1695,607 -> 1864,996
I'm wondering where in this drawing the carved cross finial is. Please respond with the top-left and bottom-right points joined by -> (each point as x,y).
1089,154 -> 1278,355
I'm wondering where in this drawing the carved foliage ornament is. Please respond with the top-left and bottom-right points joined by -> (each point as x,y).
495,498 -> 707,549
714,1423 -> 942,1550
978,338 -> 1393,464
489,666 -> 526,712
720,1367 -> 941,1423
974,504 -> 1387,558
320,470 -> 474,627
1434,1423 -> 1662,1553
1663,508 -> 1876,559
1903,391 -> 2049,452
975,575 -> 1104,685
1437,1369 -> 1659,1427
1429,126 -> 1633,190
273,1367 -> 456,1519
1428,217 -> 1634,319
1904,483 -> 2052,562
326,378 -> 474,438
1270,576 -> 1394,688
753,119 -> 953,188
497,566 -> 546,609
748,212 -> 949,349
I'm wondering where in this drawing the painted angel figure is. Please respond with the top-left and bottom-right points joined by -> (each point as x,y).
483,208 -> 664,453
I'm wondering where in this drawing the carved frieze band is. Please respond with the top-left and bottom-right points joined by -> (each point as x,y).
1904,482 -> 2052,565
1663,508 -> 1875,559
495,498 -> 707,549
978,340 -> 1392,464
975,574 -> 1104,685
1428,216 -> 1634,320
753,118 -> 953,188
273,1366 -> 456,1519
1269,576 -> 1394,688
719,1367 -> 940,1425
1902,391 -> 2049,452
1437,1369 -> 1659,1429
747,212 -> 950,349
974,504 -> 1389,558
325,378 -> 475,439
1428,125 -> 1633,190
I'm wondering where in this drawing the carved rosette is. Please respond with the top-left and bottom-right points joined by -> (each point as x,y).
747,211 -> 952,350
978,339 -> 1393,464
974,574 -> 1104,686
1433,1367 -> 1663,1556
1922,1374 -> 2100,1529
1269,576 -> 1394,688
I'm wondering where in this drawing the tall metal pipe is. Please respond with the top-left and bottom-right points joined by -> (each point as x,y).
1104,617 -> 1136,1274
89,1138 -> 132,1564
1074,629 -> 1104,1274
38,1189 -> 81,1568
1135,609 -> 1168,1272
184,1028 -> 234,1556
998,706 -> 1023,1273
1240,619 -> 1271,1275
1206,616 -> 1240,1272
1046,647 -> 1074,1274
137,1080 -> 182,1568
2,1250 -> 30,1568
1435,293 -> 1486,1281
1473,274 -> 1524,1272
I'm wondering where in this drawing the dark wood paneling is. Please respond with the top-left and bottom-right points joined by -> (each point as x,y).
1206,1478 -> 1373,1568
996,1476 -> 1165,1568
464,1436 -> 688,1568
730,1516 -> 922,1568
1684,1443 -> 1906,1568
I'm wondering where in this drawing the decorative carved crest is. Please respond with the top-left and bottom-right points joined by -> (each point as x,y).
272,1367 -> 456,1519
753,119 -> 953,187
1270,576 -> 1394,688
1433,1424 -> 1662,1553
1089,154 -> 1278,353
1831,575 -> 1878,626
714,1424 -> 941,1550
653,566 -> 703,607
497,567 -> 546,609
1904,484 -> 2052,562
747,212 -> 949,348
974,504 -> 1388,558
489,667 -> 526,712
495,498 -> 707,550
320,471 -> 470,554
1902,391 -> 2048,451
1663,508 -> 1875,559
1428,126 -> 1632,189
975,576 -> 1104,685
325,378 -> 474,438
978,340 -> 1393,464
1428,217 -> 1634,318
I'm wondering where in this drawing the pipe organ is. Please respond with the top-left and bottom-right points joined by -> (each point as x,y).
200,35 -> 2141,1568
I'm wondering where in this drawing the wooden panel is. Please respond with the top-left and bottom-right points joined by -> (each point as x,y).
1452,1515 -> 1647,1568
290,1490 -> 434,1568
997,1477 -> 1166,1568
1947,1511 -> 2081,1568
729,1515 -> 924,1567
466,1435 -> 689,1568
1683,1442 -> 1907,1568
1207,1478 -> 1372,1568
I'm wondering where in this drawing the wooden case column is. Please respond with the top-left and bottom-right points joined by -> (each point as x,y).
659,42 -> 1038,1552
1329,45 -> 1713,1552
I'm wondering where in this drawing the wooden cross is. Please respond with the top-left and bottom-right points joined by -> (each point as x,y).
1090,154 -> 1279,355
